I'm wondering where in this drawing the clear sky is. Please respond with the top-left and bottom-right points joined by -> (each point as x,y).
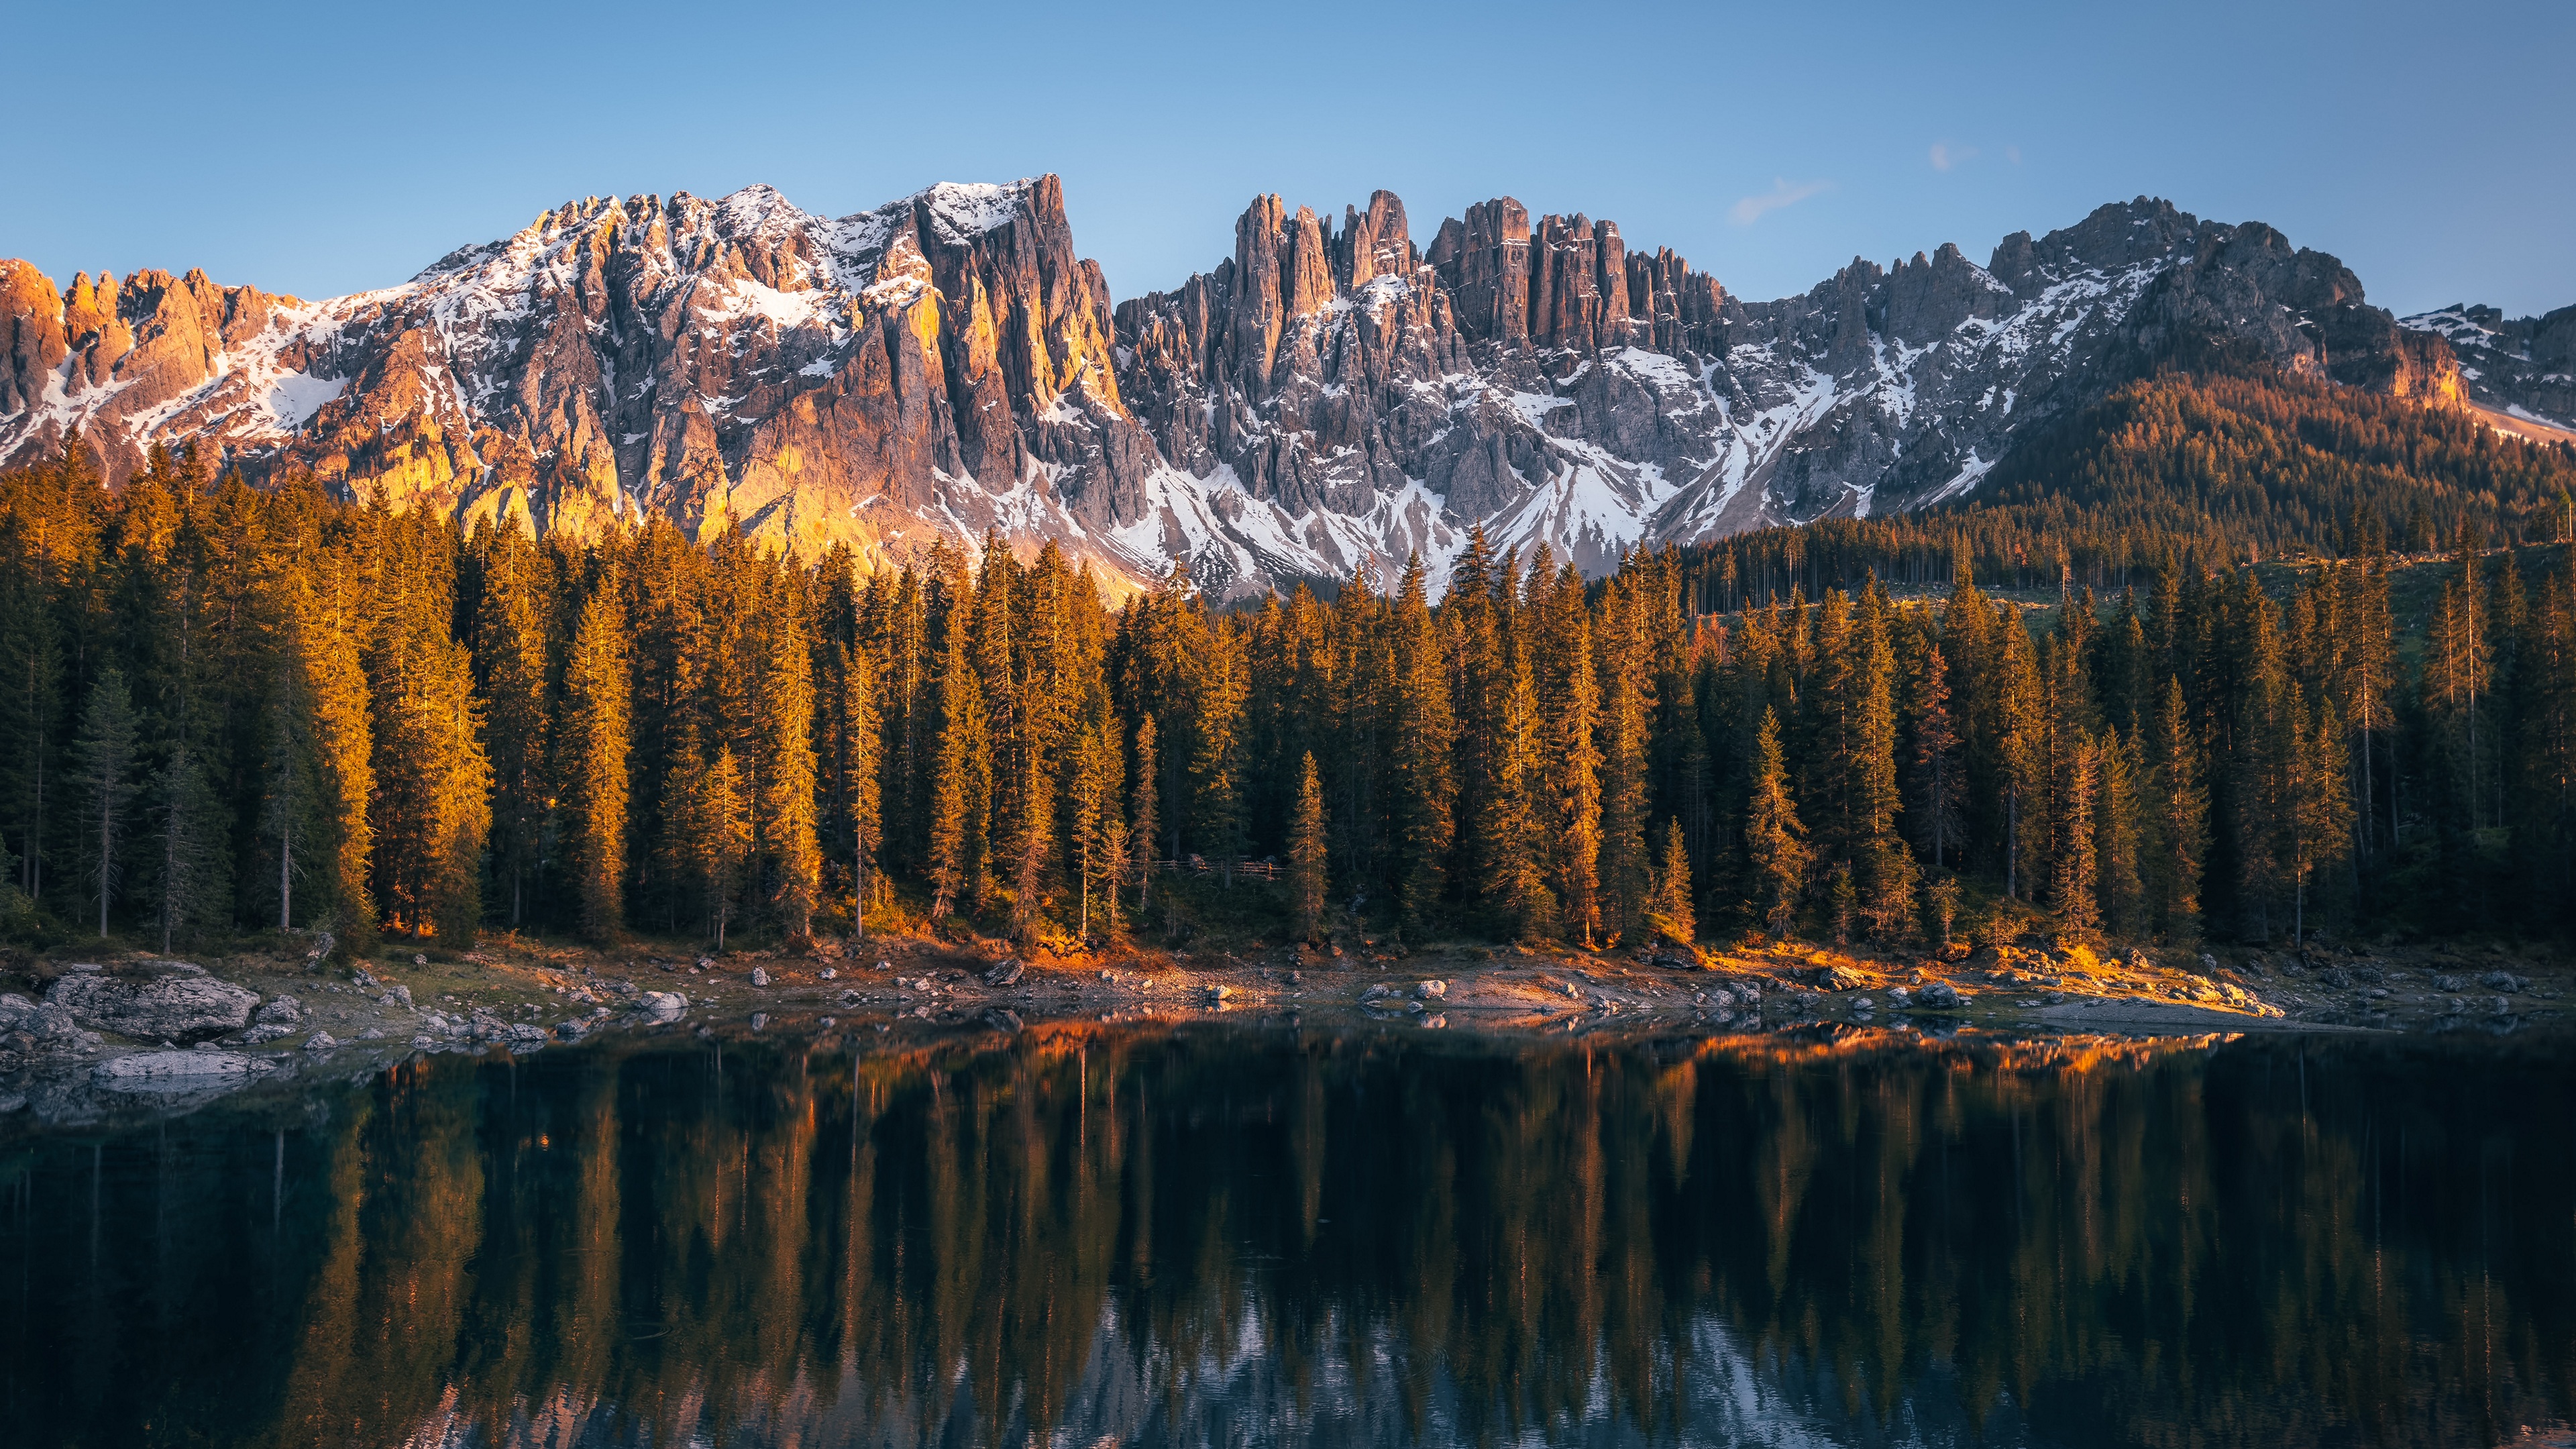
7,0 -> 2569,319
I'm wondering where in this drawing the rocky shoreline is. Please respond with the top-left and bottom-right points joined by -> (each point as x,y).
1,931 -> 2561,1132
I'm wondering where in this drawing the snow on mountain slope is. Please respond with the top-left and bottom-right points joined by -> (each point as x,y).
2401,301 -> 2576,433
0,181 -> 2479,597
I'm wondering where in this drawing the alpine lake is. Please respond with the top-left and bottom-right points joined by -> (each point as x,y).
4,1012 -> 2571,1448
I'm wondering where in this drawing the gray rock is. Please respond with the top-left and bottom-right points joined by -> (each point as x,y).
982,959 -> 1024,987
253,996 -> 301,1026
639,991 -> 688,1020
50,969 -> 258,1041
303,1032 -> 338,1051
379,983 -> 414,1009
749,967 -> 771,987
1415,979 -> 1448,1000
2480,970 -> 2524,994
1916,981 -> 1964,1009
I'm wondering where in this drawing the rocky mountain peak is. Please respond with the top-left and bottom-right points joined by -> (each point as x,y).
0,178 -> 2529,601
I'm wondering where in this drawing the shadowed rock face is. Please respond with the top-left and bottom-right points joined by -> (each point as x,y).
1,182 -> 2479,598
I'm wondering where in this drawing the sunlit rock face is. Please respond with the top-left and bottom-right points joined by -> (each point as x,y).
1,183 -> 2469,597
2403,300 -> 2576,432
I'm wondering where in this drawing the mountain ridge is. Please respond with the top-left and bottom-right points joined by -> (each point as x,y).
1,177 -> 2545,596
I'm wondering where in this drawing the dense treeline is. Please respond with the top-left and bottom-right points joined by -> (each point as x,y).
3,412 -> 2574,955
1681,370 -> 2576,609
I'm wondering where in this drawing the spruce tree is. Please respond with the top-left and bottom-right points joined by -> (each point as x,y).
698,746 -> 751,948
470,527 -> 552,926
1387,556 -> 1454,934
1069,714 -> 1124,942
1648,817 -> 1695,947
1129,712 -> 1160,912
1744,708 -> 1810,935
2144,676 -> 2208,945
753,592 -> 822,939
1288,750 -> 1328,943
1539,568 -> 1603,943
565,592 -> 631,941
70,668 -> 140,937
1911,633 -> 1962,869
1597,586 -> 1653,941
926,607 -> 986,921
2053,733 -> 2101,933
840,638 -> 883,934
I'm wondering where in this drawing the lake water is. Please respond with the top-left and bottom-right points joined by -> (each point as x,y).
3,1022 -> 2571,1448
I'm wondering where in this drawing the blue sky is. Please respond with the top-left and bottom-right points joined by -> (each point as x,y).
7,0 -> 2569,317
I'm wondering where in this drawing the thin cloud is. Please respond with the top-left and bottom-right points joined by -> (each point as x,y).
1929,142 -> 1979,172
1729,177 -> 1832,226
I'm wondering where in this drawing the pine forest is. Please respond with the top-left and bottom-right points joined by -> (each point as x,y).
5,368 -> 2576,962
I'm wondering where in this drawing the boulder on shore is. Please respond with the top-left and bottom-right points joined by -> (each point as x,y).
50,967 -> 257,1041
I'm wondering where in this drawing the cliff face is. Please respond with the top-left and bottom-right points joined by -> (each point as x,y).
0,179 -> 1169,582
2402,301 -> 2576,433
1113,192 -> 2467,588
0,180 -> 2487,596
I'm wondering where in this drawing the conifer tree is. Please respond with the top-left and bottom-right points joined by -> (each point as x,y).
1288,750 -> 1328,943
1911,634 -> 1962,869
255,646 -> 325,931
1387,556 -> 1454,934
839,639 -> 883,933
144,564 -> 230,951
294,568 -> 376,946
2143,676 -> 2207,944
0,550 -> 62,904
70,668 -> 140,936
372,621 -> 491,941
2286,698 -> 2355,947
1648,818 -> 1695,947
1008,738 -> 1053,945
565,592 -> 631,941
1484,642 -> 1553,935
1597,588 -> 1653,940
1130,712 -> 1160,912
470,527 -> 552,925
1850,585 -> 1915,941
1537,568 -> 1603,943
926,608 -> 987,921
2096,731 -> 2147,938
696,746 -> 751,947
2053,733 -> 2101,933
1744,708 -> 1810,934
753,593 -> 822,939
1188,625 -> 1248,882
1069,714 -> 1124,941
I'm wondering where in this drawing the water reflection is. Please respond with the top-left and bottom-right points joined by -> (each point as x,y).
2,1024 -> 2570,1447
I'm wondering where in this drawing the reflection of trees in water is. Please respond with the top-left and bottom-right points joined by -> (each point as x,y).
1,1028 -> 2569,1448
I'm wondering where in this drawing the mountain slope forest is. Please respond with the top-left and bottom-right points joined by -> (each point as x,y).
3,365 -> 2574,957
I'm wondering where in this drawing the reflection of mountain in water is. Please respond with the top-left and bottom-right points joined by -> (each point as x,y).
2,1025 -> 2569,1448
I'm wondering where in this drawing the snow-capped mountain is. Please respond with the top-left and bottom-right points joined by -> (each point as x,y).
2400,301 -> 2576,437
0,178 -> 2492,596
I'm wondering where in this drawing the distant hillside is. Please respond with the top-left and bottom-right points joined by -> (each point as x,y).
1675,368 -> 2576,610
